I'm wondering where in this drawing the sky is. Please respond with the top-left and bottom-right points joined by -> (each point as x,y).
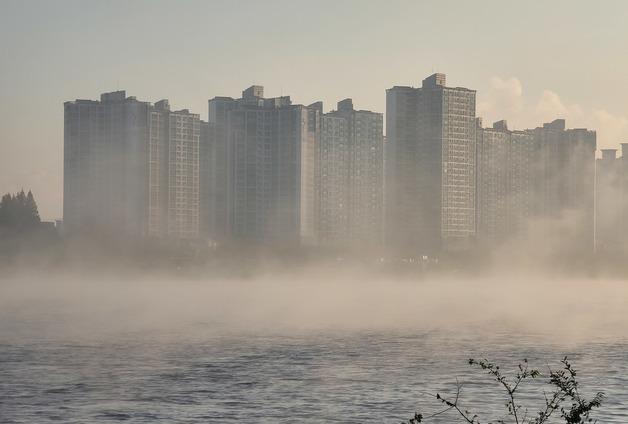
1,0 -> 628,220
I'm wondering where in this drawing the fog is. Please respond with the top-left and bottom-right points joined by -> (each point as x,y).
2,268 -> 627,346
3,236 -> 626,421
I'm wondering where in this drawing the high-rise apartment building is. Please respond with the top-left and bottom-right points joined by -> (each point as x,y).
386,73 -> 476,255
508,129 -> 537,235
595,144 -> 628,253
148,100 -> 200,239
476,120 -> 535,244
207,86 -> 320,246
527,119 -> 596,251
64,91 -> 150,236
206,96 -> 236,243
317,99 -> 384,247
64,91 -> 201,240
199,120 -> 215,240
318,108 -> 349,245
476,120 -> 509,244
385,85 -> 420,252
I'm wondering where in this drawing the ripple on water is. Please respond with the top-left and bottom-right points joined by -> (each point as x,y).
0,331 -> 624,423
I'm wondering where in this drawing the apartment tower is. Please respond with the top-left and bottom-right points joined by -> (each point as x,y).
207,86 -> 320,246
386,73 -> 477,255
64,91 -> 201,240
527,119 -> 596,252
476,120 -> 536,244
318,99 -> 384,247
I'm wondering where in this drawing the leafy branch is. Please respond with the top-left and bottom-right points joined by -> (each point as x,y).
403,357 -> 603,424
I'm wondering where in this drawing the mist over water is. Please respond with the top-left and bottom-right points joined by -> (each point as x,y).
1,270 -> 627,422
3,270 -> 628,339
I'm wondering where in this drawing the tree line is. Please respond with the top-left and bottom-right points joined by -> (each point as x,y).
0,189 -> 41,232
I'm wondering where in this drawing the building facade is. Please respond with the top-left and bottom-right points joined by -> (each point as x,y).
595,144 -> 628,253
206,96 -> 236,243
64,91 -> 150,237
199,120 -> 214,240
386,73 -> 476,255
476,120 -> 536,244
64,91 -> 201,240
527,119 -> 596,252
148,100 -> 200,239
318,110 -> 349,245
317,99 -> 384,248
207,86 -> 320,246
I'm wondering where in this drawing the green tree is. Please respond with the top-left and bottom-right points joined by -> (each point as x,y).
0,189 -> 41,231
0,193 -> 12,226
25,190 -> 41,226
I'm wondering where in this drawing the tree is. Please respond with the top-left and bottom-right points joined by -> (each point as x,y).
25,190 -> 41,226
0,189 -> 41,231
404,357 -> 603,424
0,193 -> 11,226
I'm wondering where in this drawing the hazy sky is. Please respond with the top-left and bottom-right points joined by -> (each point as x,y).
1,0 -> 628,219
